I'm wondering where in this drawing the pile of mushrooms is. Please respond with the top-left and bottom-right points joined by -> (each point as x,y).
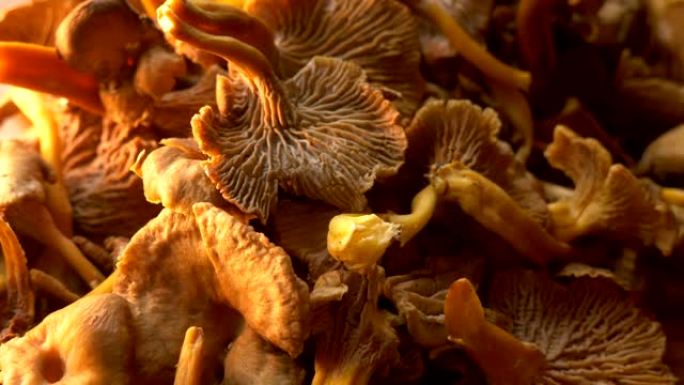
2,0 -> 684,383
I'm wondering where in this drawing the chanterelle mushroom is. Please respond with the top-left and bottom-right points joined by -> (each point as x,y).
158,2 -> 407,223
488,270 -> 677,384
0,293 -> 134,385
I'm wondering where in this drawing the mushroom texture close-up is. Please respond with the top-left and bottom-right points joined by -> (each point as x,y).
5,0 -> 684,384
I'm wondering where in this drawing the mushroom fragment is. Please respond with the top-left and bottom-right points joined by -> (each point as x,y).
311,267 -> 399,385
489,271 -> 677,384
0,139 -> 105,288
545,125 -> 677,255
0,216 -> 34,341
158,3 -> 407,222
0,294 -> 134,385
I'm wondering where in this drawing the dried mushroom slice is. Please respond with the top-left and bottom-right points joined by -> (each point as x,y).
159,5 -> 407,223
489,271 -> 677,384
545,125 -> 677,254
247,0 -> 424,116
223,327 -> 306,385
193,202 -> 310,357
114,208 -> 242,383
311,267 -> 399,385
0,216 -> 34,341
0,293 -> 134,385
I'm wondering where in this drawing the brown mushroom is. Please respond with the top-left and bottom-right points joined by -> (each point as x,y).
158,3 -> 407,223
0,139 -> 104,287
488,270 -> 677,384
545,125 -> 677,255
0,215 -> 34,341
0,293 -> 134,385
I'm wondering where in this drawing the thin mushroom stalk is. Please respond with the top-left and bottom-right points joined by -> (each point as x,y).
412,0 -> 531,91
174,326 -> 205,385
445,278 -> 546,385
0,42 -> 103,114
29,269 -> 80,304
0,216 -> 35,341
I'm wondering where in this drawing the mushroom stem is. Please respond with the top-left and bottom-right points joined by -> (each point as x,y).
163,0 -> 279,68
0,215 -> 35,340
445,278 -> 546,385
29,269 -> 80,304
432,163 -> 570,263
9,88 -> 73,236
86,269 -> 120,296
174,326 -> 205,385
661,187 -> 684,207
516,0 -> 557,75
487,79 -> 533,163
0,42 -> 103,114
383,184 -> 438,245
417,1 -> 531,91
6,202 -> 105,289
141,0 -> 165,19
327,214 -> 399,272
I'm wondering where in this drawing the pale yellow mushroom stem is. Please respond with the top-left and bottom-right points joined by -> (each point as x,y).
0,215 -> 34,339
417,1 -> 531,91
0,42 -> 103,114
661,187 -> 684,207
432,163 -> 570,263
445,278 -> 546,385
86,269 -> 120,296
9,88 -> 73,236
29,269 -> 80,304
384,184 -> 438,245
5,201 -> 104,288
174,326 -> 205,385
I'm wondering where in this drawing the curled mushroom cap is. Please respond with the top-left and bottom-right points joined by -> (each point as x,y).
158,4 -> 407,223
246,0 -> 424,116
0,293 -> 134,385
489,271 -> 677,384
545,125 -> 677,254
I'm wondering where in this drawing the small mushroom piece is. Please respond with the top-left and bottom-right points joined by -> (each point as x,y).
55,0 -> 146,82
193,202 -> 310,356
0,293 -> 134,385
158,4 -> 407,223
223,327 -> 306,385
545,125 -> 677,255
132,138 -> 228,214
311,267 -> 399,385
0,42 -> 102,114
174,326 -> 205,385
327,214 -> 400,273
489,271 -> 677,384
0,215 -> 34,341
444,278 -> 546,385
0,139 -> 105,288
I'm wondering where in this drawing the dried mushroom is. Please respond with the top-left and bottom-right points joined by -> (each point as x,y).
158,2 -> 407,222
489,271 -> 677,384
545,125 -> 677,254
0,293 -> 134,385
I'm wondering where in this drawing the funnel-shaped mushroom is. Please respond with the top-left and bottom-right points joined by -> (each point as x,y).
545,125 -> 677,255
0,139 -> 105,288
445,278 -> 546,385
0,215 -> 34,341
489,271 -> 677,384
158,4 -> 407,223
0,293 -> 134,385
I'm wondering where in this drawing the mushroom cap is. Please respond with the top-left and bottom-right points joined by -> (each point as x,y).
193,56 -> 407,223
55,0 -> 145,81
246,0 -> 424,117
193,202 -> 310,356
0,0 -> 85,44
0,293 -> 134,385
489,271 -> 677,384
0,139 -> 53,208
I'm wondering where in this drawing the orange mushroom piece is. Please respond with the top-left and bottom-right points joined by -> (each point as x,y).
444,278 -> 546,385
158,2 -> 407,223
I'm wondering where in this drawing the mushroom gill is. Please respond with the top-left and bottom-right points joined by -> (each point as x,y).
158,2 -> 407,223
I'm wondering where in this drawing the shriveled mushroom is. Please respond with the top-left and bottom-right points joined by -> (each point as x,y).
223,326 -> 306,385
311,267 -> 399,385
0,215 -> 34,341
158,2 -> 407,223
0,293 -> 134,385
545,125 -> 677,255
488,270 -> 677,384
0,139 -> 104,288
